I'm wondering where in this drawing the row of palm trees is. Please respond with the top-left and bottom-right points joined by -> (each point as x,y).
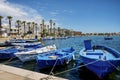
0,16 -> 13,37
0,16 -> 74,38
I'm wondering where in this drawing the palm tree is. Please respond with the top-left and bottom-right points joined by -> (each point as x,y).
40,24 -> 42,37
32,22 -> 35,34
35,23 -> 37,35
49,19 -> 52,34
0,16 -> 3,37
27,22 -> 31,34
53,22 -> 56,37
16,20 -> 21,35
7,16 -> 12,36
42,19 -> 44,32
58,27 -> 61,37
22,21 -> 26,35
42,28 -> 47,37
42,19 -> 44,27
47,25 -> 49,35
62,29 -> 65,37
42,24 -> 47,37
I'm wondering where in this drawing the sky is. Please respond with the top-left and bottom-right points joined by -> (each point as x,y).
0,0 -> 120,33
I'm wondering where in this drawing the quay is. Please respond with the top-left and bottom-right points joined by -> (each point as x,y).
0,64 -> 67,80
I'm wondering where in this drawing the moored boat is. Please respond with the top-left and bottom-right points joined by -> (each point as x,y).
11,42 -> 42,48
15,44 -> 56,62
24,38 -> 39,42
36,47 -> 76,69
104,35 -> 113,40
0,41 -> 12,47
0,46 -> 26,59
79,40 -> 120,78
104,37 -> 113,40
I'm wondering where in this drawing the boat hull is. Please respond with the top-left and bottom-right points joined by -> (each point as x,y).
15,45 -> 57,62
104,37 -> 113,40
0,53 -> 16,59
15,53 -> 38,62
79,45 -> 120,79
0,47 -> 18,59
36,47 -> 76,69
80,56 -> 120,78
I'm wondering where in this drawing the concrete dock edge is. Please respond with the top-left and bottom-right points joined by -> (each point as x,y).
0,64 -> 67,80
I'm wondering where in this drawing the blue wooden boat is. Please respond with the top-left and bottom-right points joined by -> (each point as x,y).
0,47 -> 21,59
8,38 -> 26,43
36,47 -> 76,69
8,38 -> 39,43
104,35 -> 113,40
25,38 -> 39,42
0,43 -> 42,59
7,38 -> 42,48
11,42 -> 42,48
104,37 -> 113,40
79,40 -> 120,79
0,41 -> 12,47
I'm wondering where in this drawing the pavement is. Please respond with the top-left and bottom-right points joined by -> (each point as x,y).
0,64 -> 67,80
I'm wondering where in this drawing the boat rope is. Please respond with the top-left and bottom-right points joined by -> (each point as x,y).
41,57 -> 59,80
106,61 -> 120,71
40,59 -> 100,80
54,59 -> 100,76
2,57 -> 14,65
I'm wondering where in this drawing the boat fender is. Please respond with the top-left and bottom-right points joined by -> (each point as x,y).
72,54 -> 75,60
65,57 -> 69,64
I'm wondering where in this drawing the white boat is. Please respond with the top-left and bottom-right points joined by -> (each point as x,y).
15,44 -> 56,62
11,42 -> 41,46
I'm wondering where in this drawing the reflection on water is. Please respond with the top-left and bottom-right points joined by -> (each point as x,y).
1,36 -> 120,80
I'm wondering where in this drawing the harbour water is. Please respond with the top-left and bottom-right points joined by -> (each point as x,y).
1,36 -> 120,80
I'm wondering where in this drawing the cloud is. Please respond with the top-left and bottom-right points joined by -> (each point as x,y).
0,0 -> 43,27
49,11 -> 59,16
62,10 -> 73,13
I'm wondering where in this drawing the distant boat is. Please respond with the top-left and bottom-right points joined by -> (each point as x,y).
15,44 -> 56,62
79,40 -> 120,79
36,47 -> 76,69
104,37 -> 113,40
104,35 -> 113,40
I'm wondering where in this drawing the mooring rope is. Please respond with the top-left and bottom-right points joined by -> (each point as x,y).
40,59 -> 100,80
40,57 -> 59,80
54,59 -> 100,76
49,58 -> 59,75
2,57 -> 14,65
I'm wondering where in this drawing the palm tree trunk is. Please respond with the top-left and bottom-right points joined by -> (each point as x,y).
0,19 -> 2,37
9,20 -> 11,36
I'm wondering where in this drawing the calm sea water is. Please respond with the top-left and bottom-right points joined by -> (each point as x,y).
3,36 -> 120,80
